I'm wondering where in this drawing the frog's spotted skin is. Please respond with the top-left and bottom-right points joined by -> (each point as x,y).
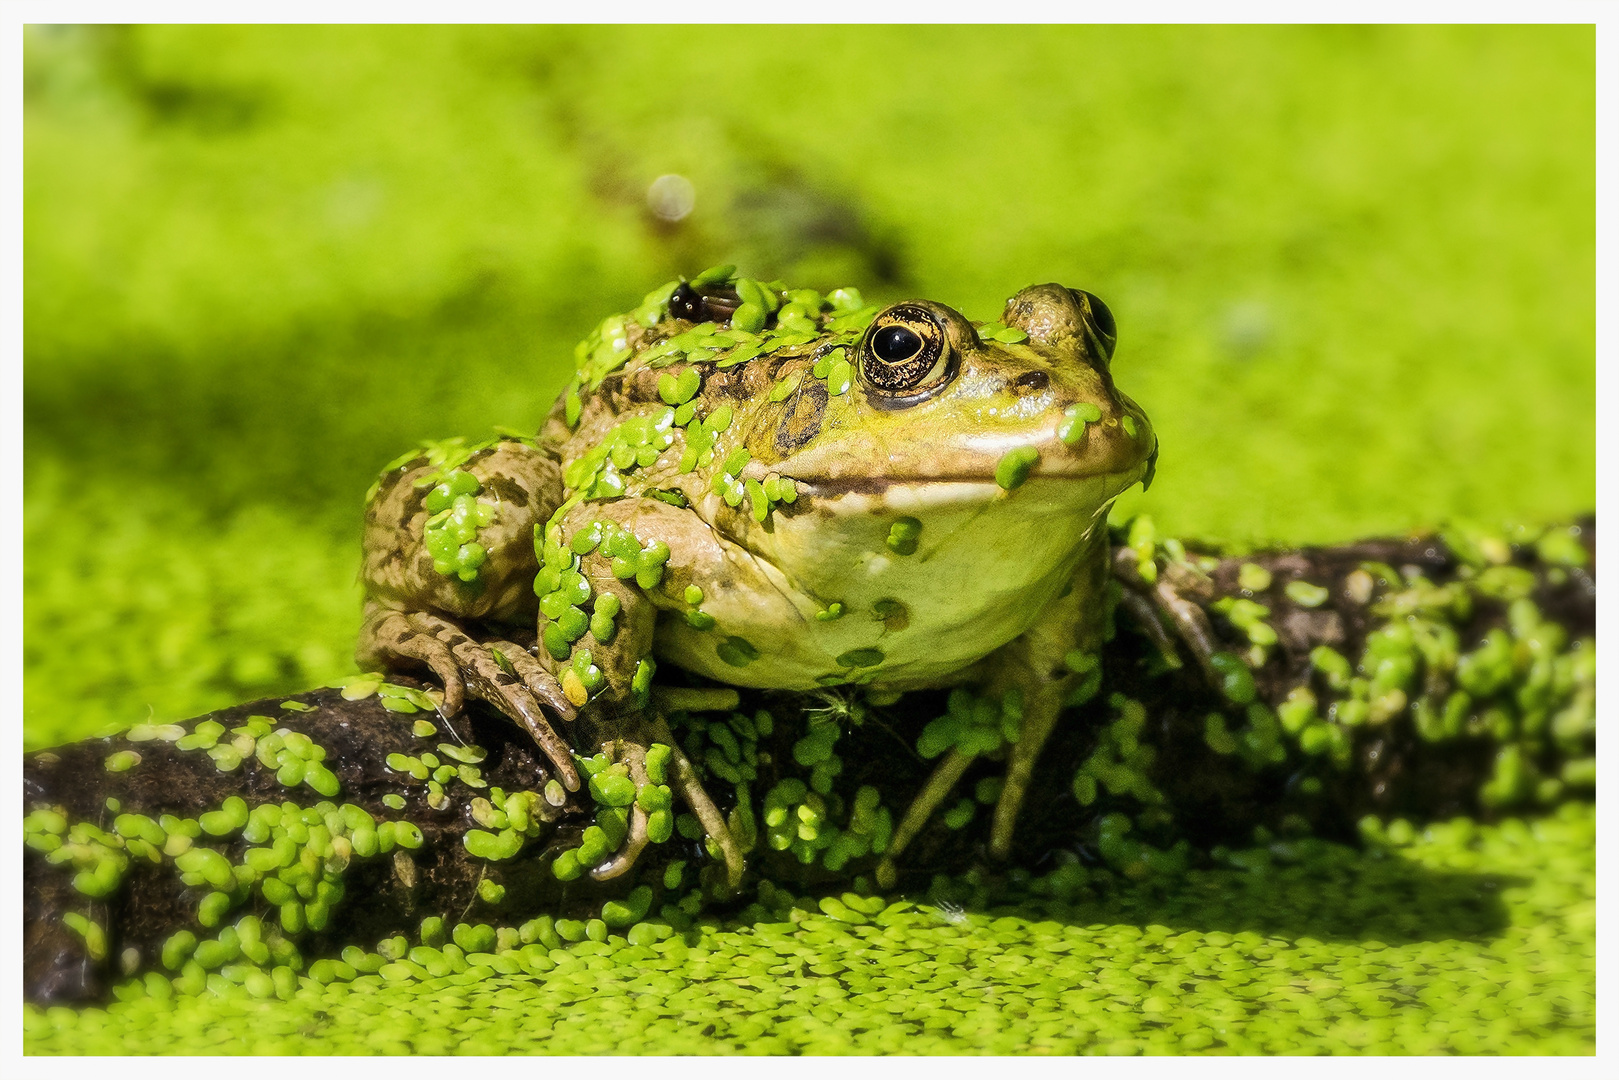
359,269 -> 1156,887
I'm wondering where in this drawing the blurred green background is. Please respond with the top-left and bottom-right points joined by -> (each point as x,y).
23,25 -> 1593,750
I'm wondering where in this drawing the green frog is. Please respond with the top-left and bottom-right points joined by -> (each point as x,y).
358,267 -> 1156,889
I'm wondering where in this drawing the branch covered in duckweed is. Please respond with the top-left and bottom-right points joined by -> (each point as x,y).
23,518 -> 1594,1005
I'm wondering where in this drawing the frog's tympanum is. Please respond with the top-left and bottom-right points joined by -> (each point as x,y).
359,268 -> 1156,889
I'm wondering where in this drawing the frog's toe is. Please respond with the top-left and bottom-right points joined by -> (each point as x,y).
589,803 -> 650,881
875,749 -> 974,888
651,718 -> 746,890
372,609 -> 582,791
988,759 -> 1035,861
590,742 -> 652,881
359,605 -> 466,715
1114,550 -> 1222,685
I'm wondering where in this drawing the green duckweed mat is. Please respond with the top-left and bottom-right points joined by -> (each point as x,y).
25,804 -> 1594,1055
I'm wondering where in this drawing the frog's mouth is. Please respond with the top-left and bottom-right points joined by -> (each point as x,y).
789,468 -> 1147,514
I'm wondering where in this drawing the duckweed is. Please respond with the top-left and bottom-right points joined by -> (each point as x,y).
885,517 -> 923,556
994,446 -> 1041,491
1284,580 -> 1329,608
24,805 -> 1594,1055
917,688 -> 1021,760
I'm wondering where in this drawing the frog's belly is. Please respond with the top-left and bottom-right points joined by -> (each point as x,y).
653,478 -> 1116,691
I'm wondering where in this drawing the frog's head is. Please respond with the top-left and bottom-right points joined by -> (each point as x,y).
760,283 -> 1156,515
720,283 -> 1154,684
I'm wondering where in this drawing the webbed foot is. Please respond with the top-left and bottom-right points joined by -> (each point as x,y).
358,602 -> 582,790
1113,547 -> 1222,684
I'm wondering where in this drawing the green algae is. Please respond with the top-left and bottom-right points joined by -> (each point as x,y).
24,804 -> 1595,1055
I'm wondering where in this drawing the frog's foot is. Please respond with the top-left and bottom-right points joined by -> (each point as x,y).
589,740 -> 654,882
359,605 -> 582,791
875,749 -> 974,888
586,723 -> 746,890
1112,550 -> 1222,685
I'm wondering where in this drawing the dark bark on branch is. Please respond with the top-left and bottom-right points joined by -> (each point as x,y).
23,520 -> 1595,1004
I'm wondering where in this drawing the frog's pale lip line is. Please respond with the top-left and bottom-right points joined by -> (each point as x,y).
789,469 -> 1146,500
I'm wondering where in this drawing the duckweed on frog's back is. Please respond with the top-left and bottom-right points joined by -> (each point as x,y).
359,269 -> 1157,886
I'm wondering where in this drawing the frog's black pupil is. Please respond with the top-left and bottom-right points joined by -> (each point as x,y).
1079,290 -> 1116,340
873,325 -> 923,363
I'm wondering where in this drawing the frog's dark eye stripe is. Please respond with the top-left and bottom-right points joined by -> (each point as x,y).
1070,289 -> 1117,361
858,305 -> 957,405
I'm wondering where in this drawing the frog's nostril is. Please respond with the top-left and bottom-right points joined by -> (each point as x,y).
1013,370 -> 1050,393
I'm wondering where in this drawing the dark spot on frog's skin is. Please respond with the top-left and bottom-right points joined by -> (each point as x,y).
414,554 -> 437,580
396,631 -> 414,644
609,367 -> 666,406
772,496 -> 813,519
496,673 -> 519,686
705,369 -> 753,401
486,475 -> 530,507
872,598 -> 910,631
775,378 -> 828,454
1014,370 -> 1050,392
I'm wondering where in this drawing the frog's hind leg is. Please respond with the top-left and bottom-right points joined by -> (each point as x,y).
359,602 -> 582,791
359,437 -> 583,786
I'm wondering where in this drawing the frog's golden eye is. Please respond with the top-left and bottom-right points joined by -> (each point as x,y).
1070,289 -> 1117,361
858,305 -> 957,404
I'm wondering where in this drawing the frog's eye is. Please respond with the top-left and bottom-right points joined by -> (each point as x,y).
1069,289 -> 1117,361
858,305 -> 958,404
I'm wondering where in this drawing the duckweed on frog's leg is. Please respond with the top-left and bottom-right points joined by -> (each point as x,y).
358,438 -> 582,789
557,515 -> 745,887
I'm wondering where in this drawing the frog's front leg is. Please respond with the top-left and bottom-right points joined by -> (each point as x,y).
550,516 -> 745,888
358,438 -> 583,789
984,526 -> 1114,859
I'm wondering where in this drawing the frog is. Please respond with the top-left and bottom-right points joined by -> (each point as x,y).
357,266 -> 1156,890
